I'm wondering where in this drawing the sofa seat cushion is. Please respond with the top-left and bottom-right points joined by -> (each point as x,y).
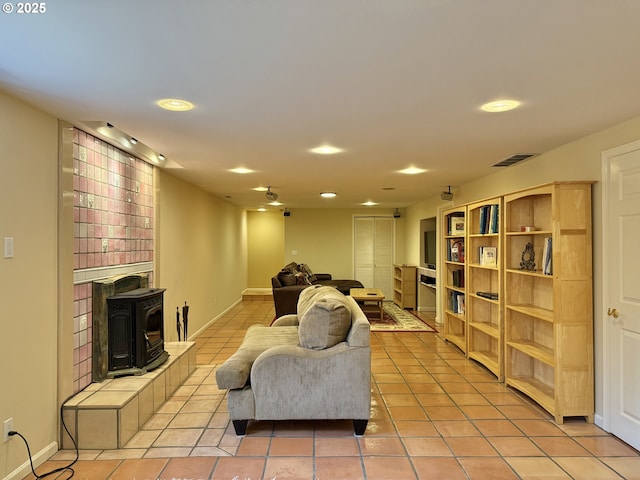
297,286 -> 352,350
215,325 -> 299,390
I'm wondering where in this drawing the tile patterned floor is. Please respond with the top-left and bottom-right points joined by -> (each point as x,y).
31,299 -> 640,479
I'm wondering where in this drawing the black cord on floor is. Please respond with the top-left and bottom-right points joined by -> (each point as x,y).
9,393 -> 79,479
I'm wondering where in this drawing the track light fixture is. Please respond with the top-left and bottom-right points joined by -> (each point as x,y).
441,185 -> 453,201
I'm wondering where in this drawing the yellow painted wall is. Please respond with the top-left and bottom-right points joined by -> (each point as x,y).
155,170 -> 248,341
0,91 -> 59,477
405,113 -> 640,423
282,208 -> 406,279
247,211 -> 284,288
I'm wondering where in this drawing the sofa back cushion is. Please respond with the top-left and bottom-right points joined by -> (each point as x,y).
298,286 -> 352,350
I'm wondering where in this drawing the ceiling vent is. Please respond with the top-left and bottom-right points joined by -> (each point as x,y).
493,153 -> 537,167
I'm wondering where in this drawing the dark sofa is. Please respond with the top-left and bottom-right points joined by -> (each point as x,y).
271,262 -> 364,317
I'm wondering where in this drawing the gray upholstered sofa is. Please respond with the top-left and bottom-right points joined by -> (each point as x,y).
215,285 -> 371,436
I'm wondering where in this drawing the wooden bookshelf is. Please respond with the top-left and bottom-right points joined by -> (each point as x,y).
441,206 -> 467,353
503,182 -> 593,423
466,198 -> 503,380
393,265 -> 417,309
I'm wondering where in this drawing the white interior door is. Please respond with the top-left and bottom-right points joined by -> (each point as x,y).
353,216 -> 394,299
603,140 -> 640,450
354,217 -> 374,287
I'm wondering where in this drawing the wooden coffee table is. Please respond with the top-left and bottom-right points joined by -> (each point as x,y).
350,288 -> 385,321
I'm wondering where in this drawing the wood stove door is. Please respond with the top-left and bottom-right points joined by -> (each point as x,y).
108,302 -> 134,371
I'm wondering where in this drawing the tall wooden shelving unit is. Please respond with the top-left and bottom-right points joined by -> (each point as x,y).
503,182 -> 593,423
442,207 -> 467,353
466,198 -> 503,380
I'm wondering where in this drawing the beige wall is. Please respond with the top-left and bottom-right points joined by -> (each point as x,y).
281,208 -> 406,279
247,211 -> 284,288
405,113 -> 640,423
0,92 -> 59,477
155,170 -> 248,341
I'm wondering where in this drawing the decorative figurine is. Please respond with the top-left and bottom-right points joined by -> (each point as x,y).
176,307 -> 181,341
182,301 -> 189,341
520,242 -> 536,271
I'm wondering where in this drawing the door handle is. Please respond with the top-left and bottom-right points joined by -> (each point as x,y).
607,308 -> 619,319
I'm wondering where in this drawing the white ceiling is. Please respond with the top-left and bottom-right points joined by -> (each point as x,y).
2,0 -> 640,209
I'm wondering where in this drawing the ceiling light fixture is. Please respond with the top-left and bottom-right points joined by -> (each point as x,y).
157,98 -> 194,112
230,167 -> 254,174
399,167 -> 427,175
480,99 -> 520,113
130,137 -> 138,145
320,192 -> 337,198
310,145 -> 343,155
362,201 -> 378,206
158,154 -> 165,161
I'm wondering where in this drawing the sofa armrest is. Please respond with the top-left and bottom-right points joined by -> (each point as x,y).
250,343 -> 371,420
272,314 -> 299,327
272,285 -> 309,317
314,273 -> 332,281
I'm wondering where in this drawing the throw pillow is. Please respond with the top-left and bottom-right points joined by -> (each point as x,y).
298,287 -> 352,350
295,272 -> 311,285
298,263 -> 318,283
278,271 -> 297,286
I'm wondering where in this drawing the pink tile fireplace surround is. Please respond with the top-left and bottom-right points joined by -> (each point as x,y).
72,128 -> 156,392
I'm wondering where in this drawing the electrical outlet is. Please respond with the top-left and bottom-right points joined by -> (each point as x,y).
3,417 -> 13,442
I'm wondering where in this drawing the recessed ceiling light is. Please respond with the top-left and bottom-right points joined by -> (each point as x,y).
399,167 -> 426,175
158,154 -> 165,161
269,201 -> 282,206
157,98 -> 194,112
362,201 -> 378,206
253,186 -> 268,192
320,192 -> 337,198
229,167 -> 254,174
130,137 -> 138,145
310,145 -> 343,155
480,99 -> 520,113
258,208 -> 267,212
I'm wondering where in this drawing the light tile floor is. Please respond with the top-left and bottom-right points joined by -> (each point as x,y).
32,299 -> 640,479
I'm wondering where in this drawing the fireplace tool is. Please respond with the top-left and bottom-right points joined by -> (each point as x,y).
182,301 -> 189,341
176,307 -> 181,341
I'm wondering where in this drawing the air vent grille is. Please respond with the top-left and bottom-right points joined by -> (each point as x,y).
493,153 -> 537,167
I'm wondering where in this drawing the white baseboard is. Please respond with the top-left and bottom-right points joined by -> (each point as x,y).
3,441 -> 58,480
187,298 -> 242,340
242,287 -> 272,295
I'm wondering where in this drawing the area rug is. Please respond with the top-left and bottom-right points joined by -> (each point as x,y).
362,301 -> 437,332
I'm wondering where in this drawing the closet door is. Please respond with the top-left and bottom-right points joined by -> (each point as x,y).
354,216 -> 394,299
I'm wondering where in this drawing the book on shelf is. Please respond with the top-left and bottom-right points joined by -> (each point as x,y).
476,291 -> 499,300
449,215 -> 465,235
452,269 -> 465,288
448,239 -> 465,262
479,246 -> 497,266
542,237 -> 552,275
477,204 -> 499,234
448,291 -> 465,314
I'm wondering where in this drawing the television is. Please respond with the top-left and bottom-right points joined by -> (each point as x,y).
424,230 -> 436,269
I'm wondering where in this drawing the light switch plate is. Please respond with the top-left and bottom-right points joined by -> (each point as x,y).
4,237 -> 14,258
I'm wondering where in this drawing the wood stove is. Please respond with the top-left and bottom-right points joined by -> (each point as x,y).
106,287 -> 169,377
